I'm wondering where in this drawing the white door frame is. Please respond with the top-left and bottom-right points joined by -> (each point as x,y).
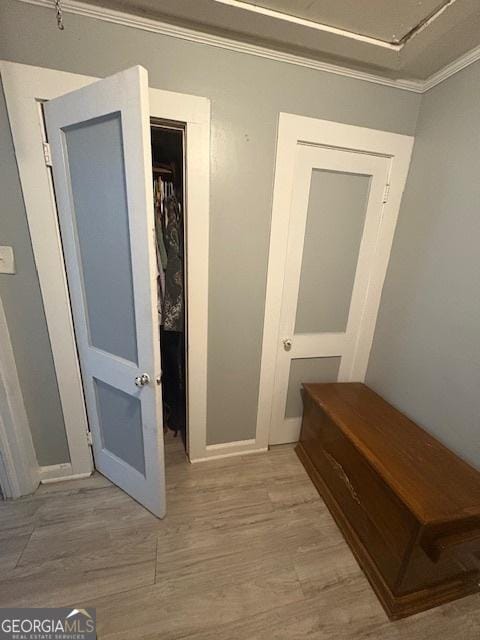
0,295 -> 39,498
256,113 -> 414,448
0,60 -> 210,478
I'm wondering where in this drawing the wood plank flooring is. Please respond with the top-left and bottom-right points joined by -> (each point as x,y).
0,432 -> 479,638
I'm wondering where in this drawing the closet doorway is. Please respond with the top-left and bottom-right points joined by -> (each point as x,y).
151,123 -> 187,449
1,62 -> 210,514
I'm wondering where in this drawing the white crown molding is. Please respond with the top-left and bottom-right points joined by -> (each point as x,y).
11,0 -> 480,94
422,41 -> 480,91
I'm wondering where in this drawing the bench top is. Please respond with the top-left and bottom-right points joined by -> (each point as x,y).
303,382 -> 480,525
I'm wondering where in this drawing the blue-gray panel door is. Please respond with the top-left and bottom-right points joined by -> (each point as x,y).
45,66 -> 166,517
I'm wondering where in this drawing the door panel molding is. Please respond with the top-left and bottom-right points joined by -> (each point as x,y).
257,113 -> 414,447
289,333 -> 347,358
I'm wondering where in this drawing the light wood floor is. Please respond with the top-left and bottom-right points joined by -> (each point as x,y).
1,432 -> 479,639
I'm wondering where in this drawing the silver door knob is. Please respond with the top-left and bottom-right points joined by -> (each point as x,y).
283,338 -> 292,351
135,373 -> 151,387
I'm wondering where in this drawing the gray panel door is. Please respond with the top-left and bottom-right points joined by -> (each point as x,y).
44,66 -> 166,517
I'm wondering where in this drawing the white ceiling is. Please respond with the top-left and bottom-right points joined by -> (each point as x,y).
80,0 -> 480,81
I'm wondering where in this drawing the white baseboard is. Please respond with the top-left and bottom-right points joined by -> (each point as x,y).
190,439 -> 268,463
40,441 -> 268,474
39,462 -> 92,483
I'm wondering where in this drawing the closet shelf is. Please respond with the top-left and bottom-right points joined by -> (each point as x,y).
153,164 -> 174,176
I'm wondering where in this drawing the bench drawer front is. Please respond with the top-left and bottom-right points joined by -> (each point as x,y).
301,396 -> 417,589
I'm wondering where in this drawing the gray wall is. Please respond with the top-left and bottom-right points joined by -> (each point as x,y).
367,59 -> 480,469
0,84 -> 69,465
0,1 -> 420,457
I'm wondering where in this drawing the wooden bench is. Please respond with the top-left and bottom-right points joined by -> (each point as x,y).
296,382 -> 480,619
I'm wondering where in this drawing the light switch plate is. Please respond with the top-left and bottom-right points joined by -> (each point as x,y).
0,246 -> 15,274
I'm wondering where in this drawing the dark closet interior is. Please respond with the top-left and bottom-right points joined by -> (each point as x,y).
150,122 -> 187,450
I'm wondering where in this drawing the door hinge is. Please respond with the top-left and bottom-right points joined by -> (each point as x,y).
382,183 -> 390,204
42,142 -> 52,167
86,431 -> 93,446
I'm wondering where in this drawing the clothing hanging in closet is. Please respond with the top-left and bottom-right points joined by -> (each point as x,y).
153,172 -> 186,439
163,195 -> 184,332
153,174 -> 184,331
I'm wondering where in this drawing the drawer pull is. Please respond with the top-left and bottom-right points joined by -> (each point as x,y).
325,451 -> 361,506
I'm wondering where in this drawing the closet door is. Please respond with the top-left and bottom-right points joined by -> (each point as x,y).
270,145 -> 390,445
44,66 -> 165,517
